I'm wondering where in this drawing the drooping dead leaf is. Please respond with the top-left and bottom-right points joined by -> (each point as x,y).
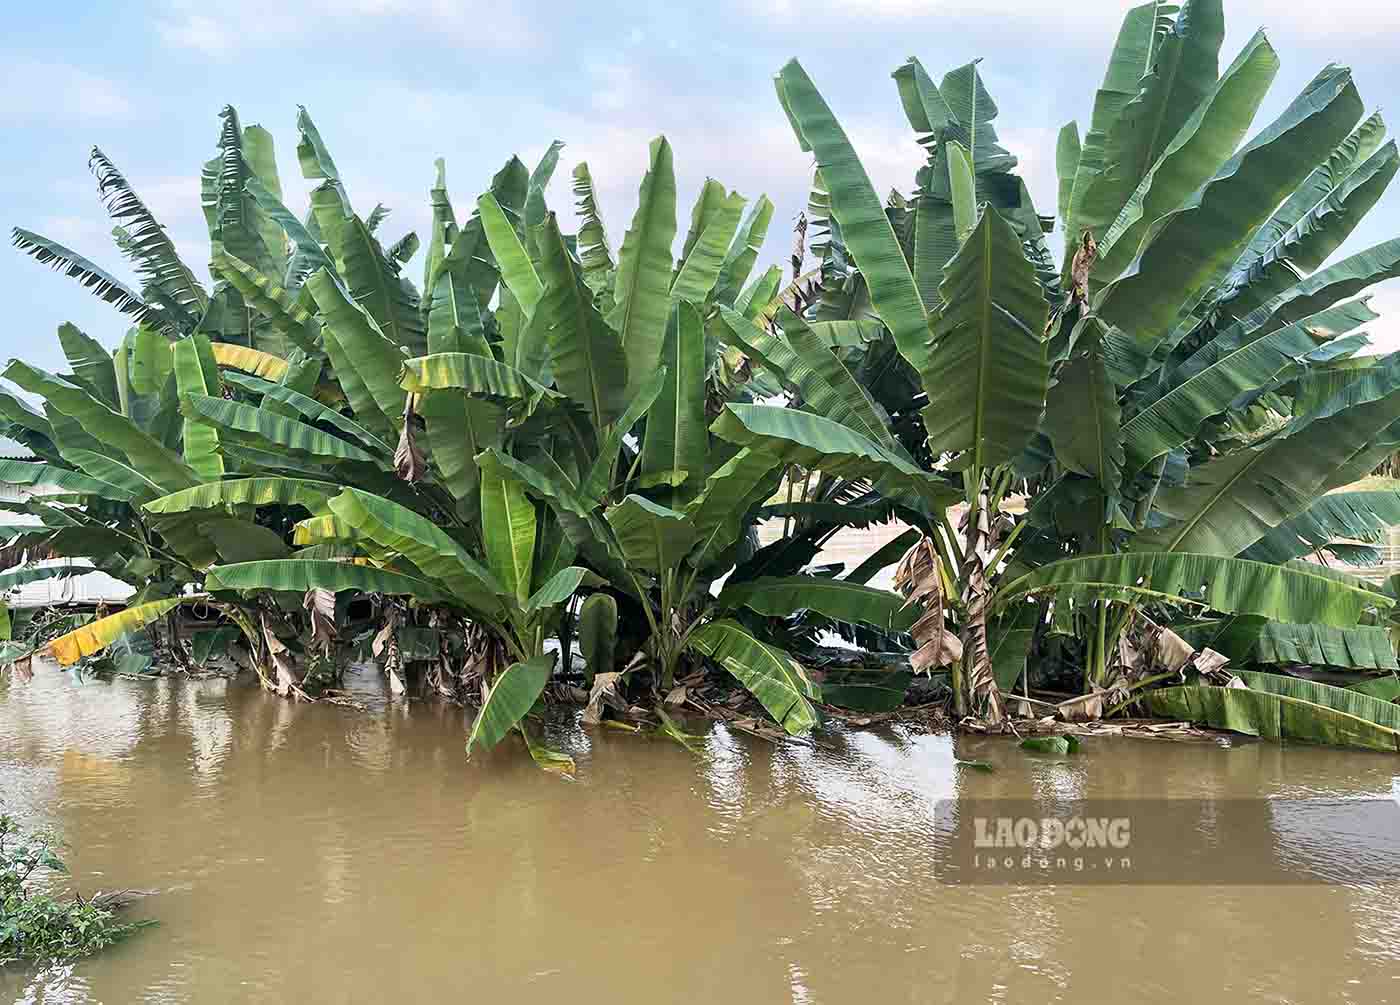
6,652 -> 34,684
1070,229 -> 1097,305
664,685 -> 689,706
1058,686 -> 1106,723
896,536 -> 964,674
960,498 -> 1007,725
791,211 -> 807,280
1151,624 -> 1194,673
371,604 -> 406,698
261,616 -> 301,699
394,394 -> 426,483
303,587 -> 337,653
371,609 -> 398,659
1117,629 -> 1144,672
582,671 -> 626,726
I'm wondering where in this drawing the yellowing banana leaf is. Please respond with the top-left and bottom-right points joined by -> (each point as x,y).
48,597 -> 186,666
209,343 -> 289,381
519,725 -> 576,776
397,352 -> 556,406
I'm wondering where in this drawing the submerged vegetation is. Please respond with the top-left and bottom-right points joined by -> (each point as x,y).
6,0 -> 1400,753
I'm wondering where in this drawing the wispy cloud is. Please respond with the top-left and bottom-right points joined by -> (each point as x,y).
154,0 -> 532,57
0,62 -> 135,124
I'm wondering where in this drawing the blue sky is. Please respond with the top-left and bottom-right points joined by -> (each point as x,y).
6,0 -> 1400,374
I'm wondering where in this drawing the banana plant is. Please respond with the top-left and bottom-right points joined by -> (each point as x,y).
392,138 -> 921,735
763,0 -> 1400,730
0,324 -> 340,679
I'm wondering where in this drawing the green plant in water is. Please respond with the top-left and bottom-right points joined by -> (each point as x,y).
758,0 -> 1400,739
0,814 -> 153,965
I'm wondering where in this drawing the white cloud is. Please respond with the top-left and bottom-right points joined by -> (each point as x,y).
589,62 -> 638,114
0,63 -> 135,124
156,13 -> 227,54
764,0 -> 1400,34
30,214 -> 114,252
155,0 -> 531,56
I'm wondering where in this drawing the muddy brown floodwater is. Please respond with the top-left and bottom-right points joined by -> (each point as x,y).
4,664 -> 1400,1003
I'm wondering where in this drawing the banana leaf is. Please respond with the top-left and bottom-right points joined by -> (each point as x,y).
327,488 -> 505,618
687,619 -> 820,735
606,137 -> 677,401
47,597 -> 185,665
1141,683 -> 1400,752
920,206 -> 1049,468
996,552 -> 1390,627
718,575 -> 916,632
145,477 -> 341,514
776,60 -> 930,374
180,394 -> 376,464
466,653 -> 555,754
205,559 -> 443,599
711,404 -> 958,510
1237,671 -> 1400,727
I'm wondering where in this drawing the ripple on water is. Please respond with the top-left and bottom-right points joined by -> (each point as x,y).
2,666 -> 1400,1004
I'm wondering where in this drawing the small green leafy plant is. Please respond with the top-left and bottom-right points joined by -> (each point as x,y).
0,813 -> 153,965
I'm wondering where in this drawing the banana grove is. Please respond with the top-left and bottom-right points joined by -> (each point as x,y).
8,0 -> 1400,757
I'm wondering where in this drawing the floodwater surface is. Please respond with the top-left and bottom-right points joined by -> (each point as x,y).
3,666 -> 1400,1003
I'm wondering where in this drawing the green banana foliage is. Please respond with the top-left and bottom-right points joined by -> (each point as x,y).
9,0 -> 1400,753
771,0 -> 1400,736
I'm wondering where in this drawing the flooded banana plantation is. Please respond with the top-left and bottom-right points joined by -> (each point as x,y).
9,0 -> 1400,997
5,668 -> 1400,1004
